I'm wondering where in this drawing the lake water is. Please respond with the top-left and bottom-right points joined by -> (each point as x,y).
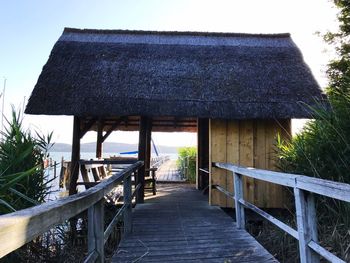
46,151 -> 178,200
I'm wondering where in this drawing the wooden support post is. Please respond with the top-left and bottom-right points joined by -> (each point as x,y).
145,118 -> 152,175
151,169 -> 157,195
88,199 -> 105,263
124,173 -> 132,235
137,117 -> 147,203
69,116 -> 81,195
234,172 -> 245,229
197,118 -> 209,190
294,188 -> 319,263
96,119 -> 104,159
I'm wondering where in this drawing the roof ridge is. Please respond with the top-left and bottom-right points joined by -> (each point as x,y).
63,27 -> 291,38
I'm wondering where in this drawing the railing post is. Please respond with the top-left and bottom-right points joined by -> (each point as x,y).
233,172 -> 245,229
294,188 -> 319,263
88,199 -> 105,263
151,169 -> 156,195
124,173 -> 132,235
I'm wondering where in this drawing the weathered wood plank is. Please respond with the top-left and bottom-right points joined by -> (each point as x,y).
265,120 -> 280,207
112,184 -> 276,262
69,116 -> 81,195
214,162 -> 297,187
294,188 -> 319,263
209,119 -> 227,206
254,120 -> 268,207
308,241 -> 345,263
88,199 -> 104,263
214,163 -> 350,203
226,120 -> 239,207
0,161 -> 143,258
96,119 -> 104,159
137,116 -> 148,203
239,120 -> 255,203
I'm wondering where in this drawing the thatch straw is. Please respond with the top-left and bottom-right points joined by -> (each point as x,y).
25,28 -> 326,119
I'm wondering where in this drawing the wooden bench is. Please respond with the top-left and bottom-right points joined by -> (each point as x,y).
145,168 -> 157,195
78,159 -> 157,196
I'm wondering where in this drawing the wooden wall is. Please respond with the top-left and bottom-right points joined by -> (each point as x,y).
209,119 -> 291,208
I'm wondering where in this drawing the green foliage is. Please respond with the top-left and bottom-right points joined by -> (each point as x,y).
177,147 -> 197,182
276,97 -> 350,183
275,1 -> 350,260
0,108 -> 54,214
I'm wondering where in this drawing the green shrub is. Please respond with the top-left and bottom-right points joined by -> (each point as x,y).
177,147 -> 196,182
0,109 -> 53,214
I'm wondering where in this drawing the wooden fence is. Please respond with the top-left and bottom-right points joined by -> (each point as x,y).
214,162 -> 350,263
0,160 -> 143,263
151,155 -> 170,168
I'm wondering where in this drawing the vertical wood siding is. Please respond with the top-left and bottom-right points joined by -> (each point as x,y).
209,119 -> 291,208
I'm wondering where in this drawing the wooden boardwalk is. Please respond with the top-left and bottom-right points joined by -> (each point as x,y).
112,184 -> 277,262
156,159 -> 184,182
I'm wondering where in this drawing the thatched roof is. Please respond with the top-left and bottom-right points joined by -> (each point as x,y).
25,28 -> 325,119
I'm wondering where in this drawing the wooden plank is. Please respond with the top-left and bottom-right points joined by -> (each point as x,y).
80,117 -> 97,139
254,120 -> 268,207
215,162 -> 350,203
197,118 -> 209,190
214,162 -> 298,187
80,159 -> 137,165
112,184 -> 276,262
145,118 -> 152,177
123,174 -> 132,235
0,161 -> 143,258
80,164 -> 91,189
209,119 -> 213,205
296,176 -> 350,202
265,120 -> 281,207
294,189 -> 319,263
226,120 -> 239,207
209,119 -> 227,206
239,199 -> 298,239
91,167 -> 101,182
137,116 -> 148,203
234,173 -> 245,229
239,120 -> 254,203
308,241 -> 345,263
101,117 -> 125,143
88,199 -> 104,263
96,119 -> 104,159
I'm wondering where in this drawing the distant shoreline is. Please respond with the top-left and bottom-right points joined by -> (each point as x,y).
50,142 -> 182,154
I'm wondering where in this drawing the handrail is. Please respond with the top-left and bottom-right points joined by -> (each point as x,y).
0,161 -> 143,262
215,162 -> 350,201
214,162 -> 349,263
80,159 -> 138,165
151,155 -> 170,168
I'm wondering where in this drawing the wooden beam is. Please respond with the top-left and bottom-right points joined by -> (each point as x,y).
69,116 -> 81,195
96,119 -> 104,158
80,118 -> 97,139
0,162 -> 142,258
101,117 -> 125,143
197,118 -> 209,190
88,199 -> 105,263
145,118 -> 152,175
137,116 -> 148,203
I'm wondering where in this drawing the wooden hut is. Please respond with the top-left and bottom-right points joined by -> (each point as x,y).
25,28 -> 326,208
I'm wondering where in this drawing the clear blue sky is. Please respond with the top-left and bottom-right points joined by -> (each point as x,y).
0,0 -> 337,145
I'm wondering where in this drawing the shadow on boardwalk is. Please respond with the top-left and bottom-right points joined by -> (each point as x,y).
112,184 -> 277,262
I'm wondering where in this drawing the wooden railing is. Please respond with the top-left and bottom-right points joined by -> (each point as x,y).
0,161 -> 143,262
214,162 -> 350,263
151,155 -> 170,168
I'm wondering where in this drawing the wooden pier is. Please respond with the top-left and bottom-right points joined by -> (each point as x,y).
112,184 -> 276,262
156,159 -> 184,182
